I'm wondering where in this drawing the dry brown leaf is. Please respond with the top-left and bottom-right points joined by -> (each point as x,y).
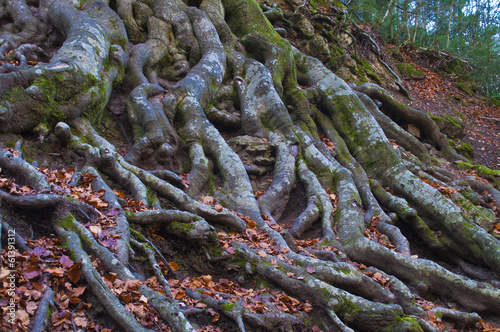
201,195 -> 215,205
46,266 -> 65,277
67,262 -> 82,284
124,279 -> 142,291
89,225 -> 102,236
174,289 -> 186,300
247,220 -> 257,229
25,301 -> 38,315
72,286 -> 86,297
74,317 -> 88,328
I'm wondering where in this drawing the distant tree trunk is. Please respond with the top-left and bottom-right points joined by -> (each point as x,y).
402,0 -> 411,42
446,0 -> 454,49
412,0 -> 423,43
382,0 -> 394,21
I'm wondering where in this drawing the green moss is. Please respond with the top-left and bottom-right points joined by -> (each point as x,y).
457,82 -> 474,96
430,114 -> 463,128
390,49 -> 406,62
359,59 -> 372,71
169,221 -> 196,233
475,165 -> 500,188
382,315 -> 422,332
337,299 -> 362,315
57,213 -> 78,231
348,55 -> 383,84
222,302 -> 235,311
454,160 -> 474,170
487,97 -> 500,107
475,165 -> 500,176
450,191 -> 495,230
1,87 -> 26,103
444,59 -> 466,75
6,140 -> 17,148
448,139 -> 474,160
395,63 -> 424,78
350,54 -> 361,63
367,71 -> 382,84
329,45 -> 344,58
456,161 -> 500,191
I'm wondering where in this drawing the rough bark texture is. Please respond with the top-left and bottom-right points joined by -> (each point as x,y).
0,0 -> 499,331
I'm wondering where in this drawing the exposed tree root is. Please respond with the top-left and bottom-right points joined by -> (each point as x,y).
352,83 -> 465,162
0,148 -> 49,190
55,223 -> 154,332
28,286 -> 55,332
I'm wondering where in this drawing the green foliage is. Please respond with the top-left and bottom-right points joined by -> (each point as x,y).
347,0 -> 500,97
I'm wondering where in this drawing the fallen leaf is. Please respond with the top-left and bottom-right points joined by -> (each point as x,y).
74,317 -> 88,328
17,309 -> 30,326
257,251 -> 267,258
169,262 -> 180,271
46,266 -> 65,277
59,255 -> 74,269
68,262 -> 82,284
247,220 -> 257,229
201,195 -> 215,205
25,301 -> 38,315
89,225 -> 102,237
72,286 -> 86,297
24,270 -> 40,280
174,289 -> 186,300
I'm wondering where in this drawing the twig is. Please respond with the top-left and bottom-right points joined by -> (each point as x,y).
71,301 -> 83,332
350,20 -> 411,98
296,0 -> 307,12
130,228 -> 177,278
480,116 -> 500,123
130,237 -> 174,298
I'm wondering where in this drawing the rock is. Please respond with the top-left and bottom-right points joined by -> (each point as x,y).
332,54 -> 357,71
396,63 -> 425,80
390,49 -> 406,63
406,123 -> 421,138
430,115 -> 465,139
289,14 -> 315,39
300,36 -> 331,63
227,136 -> 276,175
335,67 -> 352,81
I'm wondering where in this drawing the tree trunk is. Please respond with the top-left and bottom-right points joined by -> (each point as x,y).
1,0 -> 499,331
446,1 -> 454,49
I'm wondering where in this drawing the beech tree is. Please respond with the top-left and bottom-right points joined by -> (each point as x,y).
0,0 -> 499,331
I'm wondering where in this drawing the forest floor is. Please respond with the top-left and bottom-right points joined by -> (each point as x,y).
388,46 -> 500,171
